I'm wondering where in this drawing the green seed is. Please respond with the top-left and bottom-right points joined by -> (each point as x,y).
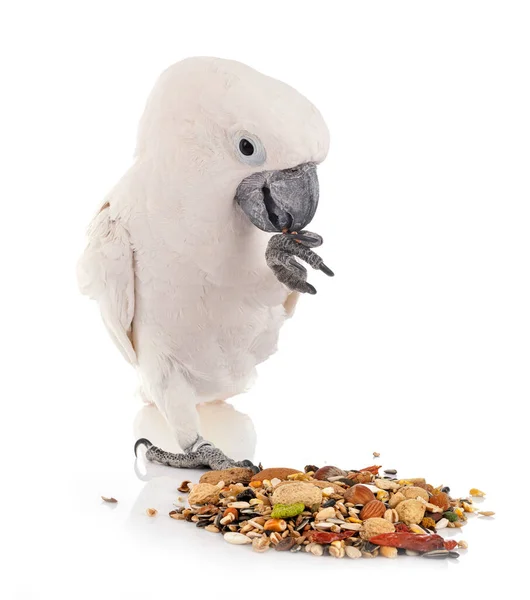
443,511 -> 459,522
270,502 -> 305,519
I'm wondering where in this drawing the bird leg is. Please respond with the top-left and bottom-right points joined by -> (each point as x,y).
135,374 -> 259,470
266,230 -> 334,294
134,437 -> 259,471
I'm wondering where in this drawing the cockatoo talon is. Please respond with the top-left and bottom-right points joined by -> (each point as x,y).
234,459 -> 260,474
319,263 -> 335,277
266,232 -> 332,294
136,438 -> 257,471
134,438 -> 153,457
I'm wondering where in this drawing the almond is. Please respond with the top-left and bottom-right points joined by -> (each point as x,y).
344,484 -> 376,505
360,500 -> 386,520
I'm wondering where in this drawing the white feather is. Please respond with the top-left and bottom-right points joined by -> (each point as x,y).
78,57 -> 329,447
77,201 -> 136,365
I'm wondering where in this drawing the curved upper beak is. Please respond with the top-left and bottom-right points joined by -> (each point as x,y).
235,162 -> 319,233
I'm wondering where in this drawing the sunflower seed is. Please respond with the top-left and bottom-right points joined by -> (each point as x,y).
224,532 -> 252,545
422,549 -> 450,559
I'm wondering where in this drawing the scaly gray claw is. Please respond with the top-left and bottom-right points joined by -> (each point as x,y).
319,263 -> 334,277
266,231 -> 333,294
134,437 -> 257,471
134,438 -> 153,457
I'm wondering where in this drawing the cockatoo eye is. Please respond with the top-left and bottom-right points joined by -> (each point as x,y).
239,139 -> 254,156
234,131 -> 266,166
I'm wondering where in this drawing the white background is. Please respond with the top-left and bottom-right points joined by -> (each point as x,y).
2,1 -> 529,598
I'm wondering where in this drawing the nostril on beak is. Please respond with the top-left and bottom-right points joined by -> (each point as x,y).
262,185 -> 293,231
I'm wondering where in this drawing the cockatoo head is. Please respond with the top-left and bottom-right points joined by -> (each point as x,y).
136,57 -> 329,232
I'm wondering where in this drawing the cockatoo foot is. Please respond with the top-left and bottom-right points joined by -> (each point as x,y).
266,231 -> 334,295
134,437 -> 259,472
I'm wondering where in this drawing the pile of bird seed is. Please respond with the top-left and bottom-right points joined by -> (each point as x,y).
168,462 -> 494,559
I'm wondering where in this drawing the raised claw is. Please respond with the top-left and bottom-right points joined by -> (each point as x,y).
319,262 -> 335,277
235,459 -> 261,474
266,231 -> 333,294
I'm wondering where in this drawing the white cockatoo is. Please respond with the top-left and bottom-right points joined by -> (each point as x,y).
78,57 -> 332,470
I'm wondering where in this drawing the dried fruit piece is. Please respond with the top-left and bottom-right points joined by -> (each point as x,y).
369,532 -> 445,552
443,540 -> 458,550
359,465 -> 382,474
429,492 -> 450,511
270,502 -> 305,519
469,488 -> 486,497
306,530 -> 356,544
421,517 -> 436,530
101,496 -> 117,503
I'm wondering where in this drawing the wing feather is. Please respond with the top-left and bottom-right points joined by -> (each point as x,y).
77,203 -> 137,365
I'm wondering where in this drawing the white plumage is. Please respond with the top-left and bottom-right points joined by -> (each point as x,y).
78,57 -> 329,457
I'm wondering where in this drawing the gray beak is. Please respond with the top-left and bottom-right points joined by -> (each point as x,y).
235,162 -> 319,233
